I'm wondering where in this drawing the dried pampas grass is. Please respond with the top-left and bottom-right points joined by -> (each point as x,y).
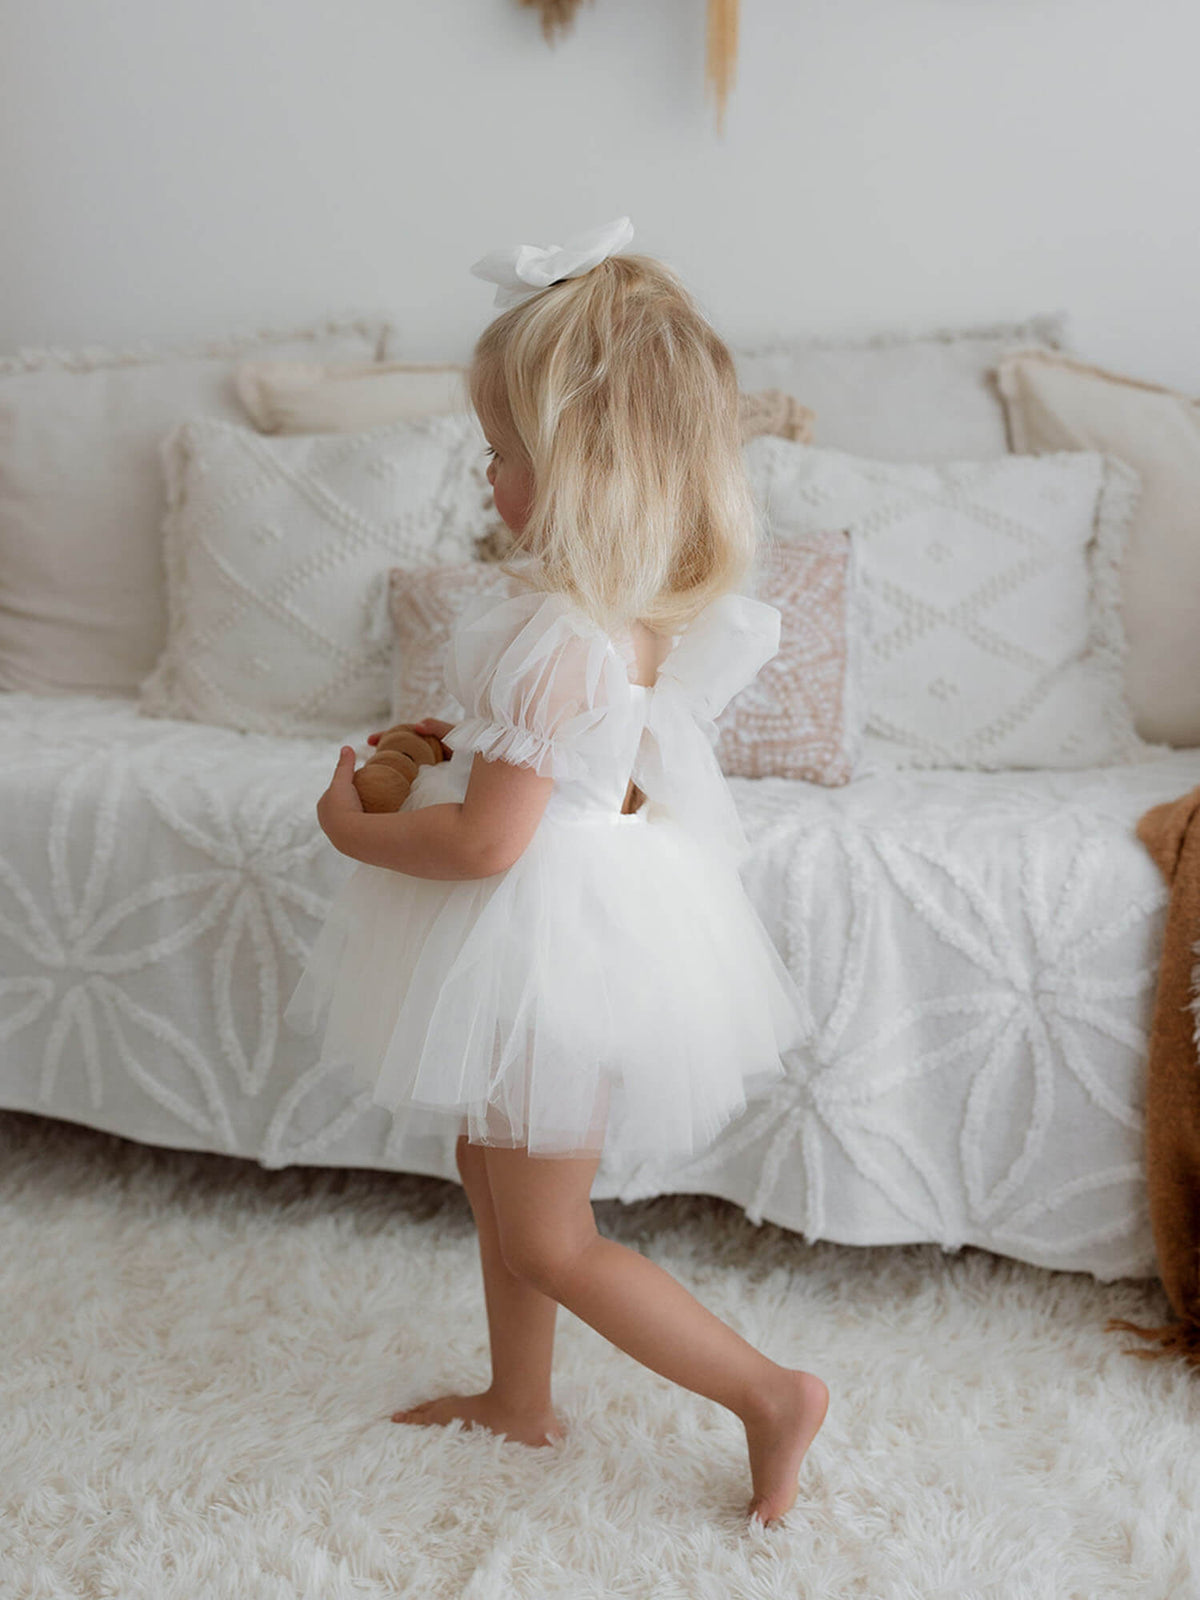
706,0 -> 739,134
520,0 -> 740,134
519,0 -> 590,44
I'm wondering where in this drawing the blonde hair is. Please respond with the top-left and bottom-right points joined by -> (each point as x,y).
468,252 -> 757,638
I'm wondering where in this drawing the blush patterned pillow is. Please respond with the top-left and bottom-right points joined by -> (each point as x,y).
389,547 -> 863,788
715,533 -> 864,784
388,562 -> 521,723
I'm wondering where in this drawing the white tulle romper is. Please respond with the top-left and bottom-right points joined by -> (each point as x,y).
283,577 -> 810,1162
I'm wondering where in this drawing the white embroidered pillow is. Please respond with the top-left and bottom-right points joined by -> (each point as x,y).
139,413 -> 488,737
744,436 -> 1174,771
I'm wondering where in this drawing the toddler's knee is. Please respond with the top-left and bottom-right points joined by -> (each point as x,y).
499,1228 -> 592,1295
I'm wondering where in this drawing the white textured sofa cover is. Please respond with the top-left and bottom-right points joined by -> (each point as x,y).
3,688 -> 1194,1284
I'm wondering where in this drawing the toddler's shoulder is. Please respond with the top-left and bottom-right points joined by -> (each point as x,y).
441,583 -> 630,780
450,583 -> 619,681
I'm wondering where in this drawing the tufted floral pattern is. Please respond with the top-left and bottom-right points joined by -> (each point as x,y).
137,413 -> 492,738
3,688 -> 1198,1282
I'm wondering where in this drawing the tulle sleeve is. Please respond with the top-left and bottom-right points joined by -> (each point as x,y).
440,589 -> 628,781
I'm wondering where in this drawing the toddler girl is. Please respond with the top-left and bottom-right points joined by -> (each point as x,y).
283,219 -> 829,1527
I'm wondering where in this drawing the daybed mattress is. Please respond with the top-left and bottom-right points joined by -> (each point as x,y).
2,690 -> 1197,1283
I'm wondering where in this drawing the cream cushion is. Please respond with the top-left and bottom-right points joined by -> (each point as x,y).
233,358 -> 815,448
0,318 -> 390,697
996,347 -> 1200,747
234,361 -> 469,433
138,413 -> 489,737
744,436 -> 1173,772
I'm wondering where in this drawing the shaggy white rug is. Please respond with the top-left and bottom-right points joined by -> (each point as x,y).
4,1109 -> 1199,1600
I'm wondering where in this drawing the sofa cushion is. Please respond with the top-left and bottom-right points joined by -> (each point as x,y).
234,356 -> 816,452
0,317 -> 391,698
235,360 -> 470,432
138,413 -> 489,737
745,436 -> 1174,773
726,532 -> 864,783
996,347 -> 1200,748
730,316 -> 1066,462
2,686 -> 1196,1284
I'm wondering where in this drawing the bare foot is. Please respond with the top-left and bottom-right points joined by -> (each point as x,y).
390,1389 -> 567,1448
743,1370 -> 829,1527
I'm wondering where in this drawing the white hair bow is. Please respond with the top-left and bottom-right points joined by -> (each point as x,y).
470,216 -> 635,310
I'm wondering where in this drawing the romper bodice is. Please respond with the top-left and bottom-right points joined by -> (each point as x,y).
406,578 -> 783,871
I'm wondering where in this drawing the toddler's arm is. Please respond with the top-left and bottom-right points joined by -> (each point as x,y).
317,743 -> 489,880
333,801 -> 495,881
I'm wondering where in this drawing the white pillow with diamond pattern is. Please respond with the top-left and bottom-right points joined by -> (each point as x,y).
138,413 -> 489,737
743,437 -> 1174,771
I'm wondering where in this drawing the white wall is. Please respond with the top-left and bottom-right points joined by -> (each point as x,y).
3,0 -> 1198,388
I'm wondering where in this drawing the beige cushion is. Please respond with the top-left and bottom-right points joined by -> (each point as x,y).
0,318 -> 391,698
996,348 -> 1200,747
234,361 -> 469,433
233,358 -> 815,449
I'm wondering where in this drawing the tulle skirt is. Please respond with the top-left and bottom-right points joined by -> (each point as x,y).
283,804 -> 810,1164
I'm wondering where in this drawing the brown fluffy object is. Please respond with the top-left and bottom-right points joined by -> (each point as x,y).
1104,782 -> 1200,1366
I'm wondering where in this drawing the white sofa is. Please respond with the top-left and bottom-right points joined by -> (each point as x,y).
3,312 -> 1195,1288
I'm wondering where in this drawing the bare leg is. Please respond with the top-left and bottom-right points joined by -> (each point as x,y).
390,1129 -> 566,1447
483,1143 -> 829,1527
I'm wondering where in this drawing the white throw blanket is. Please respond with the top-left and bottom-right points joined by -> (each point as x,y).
2,689 -> 1197,1283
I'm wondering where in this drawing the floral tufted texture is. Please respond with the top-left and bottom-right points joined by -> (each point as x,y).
3,690 -> 1199,1283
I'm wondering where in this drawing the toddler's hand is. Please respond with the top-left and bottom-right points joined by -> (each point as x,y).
316,745 -> 364,845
